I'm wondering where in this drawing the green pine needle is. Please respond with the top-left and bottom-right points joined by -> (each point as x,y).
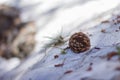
61,50 -> 67,54
116,47 -> 120,56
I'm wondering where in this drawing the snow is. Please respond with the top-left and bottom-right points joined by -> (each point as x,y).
0,0 -> 120,80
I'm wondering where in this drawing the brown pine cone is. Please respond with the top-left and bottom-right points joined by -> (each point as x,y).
69,32 -> 90,53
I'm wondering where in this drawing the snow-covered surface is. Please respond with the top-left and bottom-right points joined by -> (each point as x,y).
0,0 -> 120,80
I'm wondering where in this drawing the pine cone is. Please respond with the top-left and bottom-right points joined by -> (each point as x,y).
69,32 -> 90,53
